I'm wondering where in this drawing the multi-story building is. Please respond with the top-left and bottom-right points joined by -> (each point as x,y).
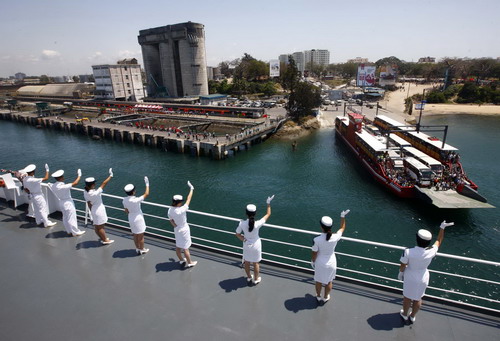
304,49 -> 330,67
92,59 -> 145,101
279,49 -> 330,75
292,52 -> 305,74
138,22 -> 208,98
279,54 -> 289,65
347,57 -> 369,64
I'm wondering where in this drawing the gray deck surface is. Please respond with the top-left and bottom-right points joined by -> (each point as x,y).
0,201 -> 498,341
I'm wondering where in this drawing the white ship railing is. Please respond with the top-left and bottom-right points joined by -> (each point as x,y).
1,181 -> 498,313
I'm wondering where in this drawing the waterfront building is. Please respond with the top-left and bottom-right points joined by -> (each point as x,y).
347,57 -> 369,64
138,22 -> 209,98
418,56 -> 436,63
92,60 -> 145,101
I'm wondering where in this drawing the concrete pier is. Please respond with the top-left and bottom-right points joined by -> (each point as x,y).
0,111 -> 283,160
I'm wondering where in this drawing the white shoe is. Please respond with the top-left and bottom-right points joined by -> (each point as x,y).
45,221 -> 57,228
72,230 -> 86,237
186,261 -> 198,268
316,296 -> 322,302
252,276 -> 261,285
409,315 -> 416,323
400,309 -> 409,321
323,295 -> 330,303
100,239 -> 114,245
138,248 -> 149,255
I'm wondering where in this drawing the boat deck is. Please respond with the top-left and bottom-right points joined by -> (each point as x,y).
0,201 -> 498,341
416,187 -> 494,208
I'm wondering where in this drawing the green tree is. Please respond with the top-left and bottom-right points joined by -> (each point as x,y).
457,82 -> 480,103
40,75 -> 50,83
208,80 -> 219,94
286,82 -> 322,121
217,79 -> 232,94
261,82 -> 277,97
280,56 -> 299,91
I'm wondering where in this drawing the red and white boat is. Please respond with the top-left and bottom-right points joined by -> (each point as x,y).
334,113 -> 493,208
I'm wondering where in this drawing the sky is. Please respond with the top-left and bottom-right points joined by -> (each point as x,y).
1,0 -> 499,77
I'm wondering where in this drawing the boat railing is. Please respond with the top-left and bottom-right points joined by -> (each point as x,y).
2,181 -> 498,314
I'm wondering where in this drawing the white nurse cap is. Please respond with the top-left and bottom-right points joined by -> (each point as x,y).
85,177 -> 95,183
24,164 -> 36,173
321,216 -> 333,227
417,229 -> 432,241
173,195 -> 183,201
52,170 -> 64,178
246,204 -> 257,213
124,184 -> 135,192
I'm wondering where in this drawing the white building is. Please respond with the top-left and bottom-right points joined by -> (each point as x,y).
304,49 -> 330,67
92,60 -> 145,101
279,49 -> 330,75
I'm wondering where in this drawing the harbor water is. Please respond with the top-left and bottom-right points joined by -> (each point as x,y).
1,114 -> 499,305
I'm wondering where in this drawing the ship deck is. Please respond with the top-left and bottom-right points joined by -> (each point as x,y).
0,201 -> 498,341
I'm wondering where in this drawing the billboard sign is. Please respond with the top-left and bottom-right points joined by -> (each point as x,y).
269,59 -> 280,77
357,64 -> 376,87
379,64 -> 397,86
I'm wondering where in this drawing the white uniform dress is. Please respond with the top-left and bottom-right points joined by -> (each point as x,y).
84,187 -> 108,225
400,245 -> 438,300
50,181 -> 82,234
236,218 -> 267,263
168,205 -> 192,249
23,176 -> 50,226
122,195 -> 146,234
312,232 -> 343,285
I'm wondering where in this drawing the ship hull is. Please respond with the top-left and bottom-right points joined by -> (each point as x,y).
335,126 -> 414,198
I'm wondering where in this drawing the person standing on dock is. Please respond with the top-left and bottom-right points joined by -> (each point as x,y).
168,181 -> 197,268
235,195 -> 274,285
123,177 -> 150,255
22,164 -> 56,228
398,221 -> 454,323
84,168 -> 114,245
311,209 -> 350,304
50,169 -> 86,236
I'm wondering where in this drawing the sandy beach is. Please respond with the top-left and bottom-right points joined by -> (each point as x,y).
383,83 -> 500,121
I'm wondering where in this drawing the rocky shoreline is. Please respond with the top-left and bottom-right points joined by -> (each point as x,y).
272,116 -> 321,140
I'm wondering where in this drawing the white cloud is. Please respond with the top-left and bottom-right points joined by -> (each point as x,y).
41,50 -> 61,60
88,51 -> 104,60
118,50 -> 140,59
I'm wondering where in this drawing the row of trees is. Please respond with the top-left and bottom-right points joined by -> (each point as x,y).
329,57 -> 500,81
426,82 -> 500,104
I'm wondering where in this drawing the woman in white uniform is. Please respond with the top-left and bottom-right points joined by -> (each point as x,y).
122,176 -> 150,255
22,164 -> 56,228
50,169 -> 85,236
311,209 -> 350,304
235,195 -> 274,285
84,168 -> 114,245
398,221 -> 454,323
168,181 -> 197,268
